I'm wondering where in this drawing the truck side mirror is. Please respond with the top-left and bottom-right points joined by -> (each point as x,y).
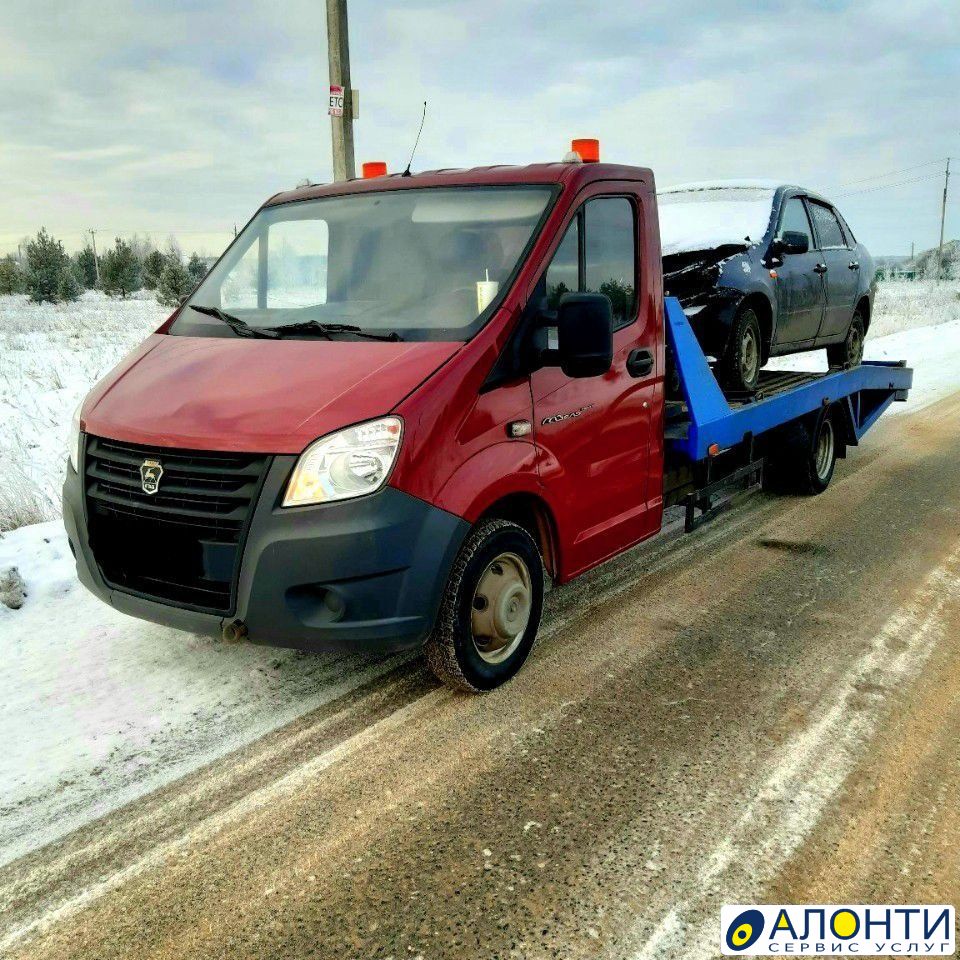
556,292 -> 614,378
773,231 -> 809,256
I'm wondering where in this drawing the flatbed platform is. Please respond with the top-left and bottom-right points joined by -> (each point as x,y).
664,297 -> 913,463
723,369 -> 828,406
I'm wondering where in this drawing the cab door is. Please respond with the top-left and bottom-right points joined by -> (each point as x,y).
529,187 -> 660,579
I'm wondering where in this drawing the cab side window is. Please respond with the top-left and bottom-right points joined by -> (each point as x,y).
542,197 -> 638,328
585,198 -> 637,327
545,219 -> 578,311
776,198 -> 813,247
808,201 -> 847,249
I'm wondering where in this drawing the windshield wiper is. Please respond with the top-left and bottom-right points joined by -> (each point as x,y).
264,320 -> 403,342
187,304 -> 280,339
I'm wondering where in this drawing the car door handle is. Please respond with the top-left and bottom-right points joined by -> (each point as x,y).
848,261 -> 860,270
626,348 -> 654,378
813,263 -> 828,274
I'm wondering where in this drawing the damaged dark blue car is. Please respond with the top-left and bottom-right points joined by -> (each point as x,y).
660,180 -> 875,391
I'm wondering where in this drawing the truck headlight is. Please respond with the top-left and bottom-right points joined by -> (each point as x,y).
68,400 -> 83,473
282,417 -> 403,507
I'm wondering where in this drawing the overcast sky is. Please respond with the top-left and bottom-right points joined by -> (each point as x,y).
1,0 -> 957,257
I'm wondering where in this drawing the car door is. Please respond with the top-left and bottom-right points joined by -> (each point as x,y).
807,199 -> 859,341
530,188 -> 659,578
771,196 -> 824,346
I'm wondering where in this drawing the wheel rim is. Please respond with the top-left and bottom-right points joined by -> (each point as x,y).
741,325 -> 760,385
815,419 -> 835,481
848,321 -> 864,366
471,551 -> 532,665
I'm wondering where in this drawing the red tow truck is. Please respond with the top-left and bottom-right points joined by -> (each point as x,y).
64,140 -> 911,691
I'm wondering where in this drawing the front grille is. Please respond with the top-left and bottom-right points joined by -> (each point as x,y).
84,435 -> 270,614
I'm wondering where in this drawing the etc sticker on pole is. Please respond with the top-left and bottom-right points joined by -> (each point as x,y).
328,85 -> 344,117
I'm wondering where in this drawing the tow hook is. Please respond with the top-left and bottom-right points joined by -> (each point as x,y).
222,619 -> 248,644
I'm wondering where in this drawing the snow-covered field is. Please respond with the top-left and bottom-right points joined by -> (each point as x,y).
0,291 -> 165,531
0,280 -> 958,867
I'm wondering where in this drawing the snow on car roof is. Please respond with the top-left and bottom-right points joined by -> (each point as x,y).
658,181 -> 784,256
659,179 -> 789,194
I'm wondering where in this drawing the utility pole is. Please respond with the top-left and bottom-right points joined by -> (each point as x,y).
89,229 -> 101,287
937,157 -> 950,279
326,0 -> 356,182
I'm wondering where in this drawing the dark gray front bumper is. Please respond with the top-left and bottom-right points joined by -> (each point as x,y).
63,454 -> 469,654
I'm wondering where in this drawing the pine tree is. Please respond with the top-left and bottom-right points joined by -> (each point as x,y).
24,228 -> 74,303
101,237 -> 143,298
57,265 -> 82,302
74,245 -> 99,289
186,252 -> 208,285
0,255 -> 25,295
156,258 -> 193,308
142,249 -> 168,290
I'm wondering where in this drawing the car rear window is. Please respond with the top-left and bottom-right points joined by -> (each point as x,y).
808,201 -> 847,249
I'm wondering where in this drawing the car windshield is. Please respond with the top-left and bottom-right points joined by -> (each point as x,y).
658,185 -> 776,256
170,186 -> 554,342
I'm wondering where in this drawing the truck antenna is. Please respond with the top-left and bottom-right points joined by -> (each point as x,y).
402,101 -> 427,177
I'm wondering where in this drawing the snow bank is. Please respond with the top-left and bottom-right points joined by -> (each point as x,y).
658,184 -> 776,256
0,292 -> 165,530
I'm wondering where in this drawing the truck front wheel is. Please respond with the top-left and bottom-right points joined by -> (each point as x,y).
425,518 -> 544,692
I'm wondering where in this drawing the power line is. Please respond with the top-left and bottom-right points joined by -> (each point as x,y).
835,172 -> 944,199
837,158 -> 945,188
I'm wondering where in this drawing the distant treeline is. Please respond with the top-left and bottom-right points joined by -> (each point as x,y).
0,229 -> 214,306
876,240 -> 959,281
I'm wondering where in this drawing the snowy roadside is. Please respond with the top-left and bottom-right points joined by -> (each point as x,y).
0,522 -> 400,866
0,283 -> 958,869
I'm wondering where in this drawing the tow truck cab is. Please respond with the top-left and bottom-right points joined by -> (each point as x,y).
63,144 -> 910,691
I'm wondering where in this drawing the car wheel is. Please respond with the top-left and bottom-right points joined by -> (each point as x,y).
827,311 -> 865,369
719,306 -> 762,392
425,518 -> 544,693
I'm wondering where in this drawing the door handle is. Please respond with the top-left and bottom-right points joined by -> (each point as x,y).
626,348 -> 654,378
813,263 -> 828,274
848,261 -> 860,270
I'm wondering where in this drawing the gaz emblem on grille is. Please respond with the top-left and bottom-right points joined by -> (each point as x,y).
140,459 -> 163,495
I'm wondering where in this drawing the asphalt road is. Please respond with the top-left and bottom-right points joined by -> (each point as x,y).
3,391 -> 959,960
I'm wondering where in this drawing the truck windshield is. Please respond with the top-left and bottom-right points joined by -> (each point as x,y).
171,186 -> 554,342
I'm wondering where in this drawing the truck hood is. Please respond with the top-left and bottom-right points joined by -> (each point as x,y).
82,334 -> 460,453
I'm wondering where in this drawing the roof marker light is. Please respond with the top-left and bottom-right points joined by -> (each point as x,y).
362,161 -> 388,178
571,138 -> 600,163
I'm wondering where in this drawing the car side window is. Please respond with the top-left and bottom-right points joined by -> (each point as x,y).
545,218 -> 578,311
776,198 -> 813,246
808,201 -> 847,249
542,197 -> 638,328
584,198 -> 637,328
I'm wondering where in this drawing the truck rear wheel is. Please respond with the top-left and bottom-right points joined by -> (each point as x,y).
425,518 -> 544,693
764,407 -> 838,495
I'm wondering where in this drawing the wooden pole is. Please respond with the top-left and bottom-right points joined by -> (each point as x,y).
937,158 -> 950,279
326,0 -> 356,182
